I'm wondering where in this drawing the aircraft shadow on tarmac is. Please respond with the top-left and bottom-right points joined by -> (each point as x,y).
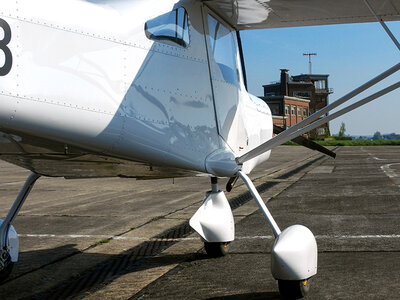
207,292 -> 281,300
3,242 -> 283,300
0,222 -> 211,299
3,245 -> 208,298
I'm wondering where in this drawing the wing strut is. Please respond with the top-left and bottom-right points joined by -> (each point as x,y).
237,63 -> 400,164
364,0 -> 400,52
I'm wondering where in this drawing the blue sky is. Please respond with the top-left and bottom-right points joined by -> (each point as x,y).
241,21 -> 400,136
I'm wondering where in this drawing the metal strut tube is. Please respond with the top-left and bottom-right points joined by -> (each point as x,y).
237,171 -> 281,237
364,0 -> 400,52
211,177 -> 219,193
0,173 -> 41,247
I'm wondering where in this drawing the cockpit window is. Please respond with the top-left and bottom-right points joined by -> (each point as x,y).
145,7 -> 190,48
207,15 -> 239,86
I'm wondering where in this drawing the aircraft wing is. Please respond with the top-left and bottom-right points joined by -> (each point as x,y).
202,0 -> 400,30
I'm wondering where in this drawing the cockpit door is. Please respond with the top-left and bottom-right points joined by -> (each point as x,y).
202,7 -> 247,154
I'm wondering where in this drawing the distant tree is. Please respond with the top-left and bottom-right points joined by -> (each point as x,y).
324,127 -> 330,138
386,133 -> 400,140
338,122 -> 346,137
373,131 -> 383,140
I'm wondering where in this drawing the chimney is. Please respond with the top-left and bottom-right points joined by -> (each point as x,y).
280,69 -> 289,96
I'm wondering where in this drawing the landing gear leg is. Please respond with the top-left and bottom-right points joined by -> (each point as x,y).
237,171 -> 317,299
190,177 -> 235,257
0,173 -> 40,281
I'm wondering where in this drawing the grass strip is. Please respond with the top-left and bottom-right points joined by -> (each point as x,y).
283,140 -> 400,146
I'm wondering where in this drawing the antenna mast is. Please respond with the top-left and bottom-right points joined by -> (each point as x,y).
303,53 -> 317,74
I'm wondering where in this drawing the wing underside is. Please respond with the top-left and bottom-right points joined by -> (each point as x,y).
202,0 -> 400,30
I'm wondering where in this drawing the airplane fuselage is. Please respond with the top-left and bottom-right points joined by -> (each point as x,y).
0,0 -> 272,178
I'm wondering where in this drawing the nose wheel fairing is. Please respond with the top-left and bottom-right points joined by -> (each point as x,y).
236,171 -> 317,298
189,190 -> 235,243
271,225 -> 317,281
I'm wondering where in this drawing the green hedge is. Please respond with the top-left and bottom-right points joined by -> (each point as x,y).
333,136 -> 353,141
283,140 -> 400,146
316,140 -> 400,146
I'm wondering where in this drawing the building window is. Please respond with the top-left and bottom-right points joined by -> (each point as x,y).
314,80 -> 326,89
317,128 -> 325,136
269,104 -> 280,115
297,107 -> 302,116
293,91 -> 311,98
285,105 -> 289,115
145,7 -> 190,48
303,108 -> 308,116
291,106 -> 296,115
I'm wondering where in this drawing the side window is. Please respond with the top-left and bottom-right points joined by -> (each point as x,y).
207,15 -> 239,86
145,7 -> 190,47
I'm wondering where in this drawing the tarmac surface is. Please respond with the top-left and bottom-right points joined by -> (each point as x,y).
0,146 -> 399,299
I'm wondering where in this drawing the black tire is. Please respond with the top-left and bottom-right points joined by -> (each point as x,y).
0,262 -> 14,283
204,242 -> 230,258
278,279 -> 310,299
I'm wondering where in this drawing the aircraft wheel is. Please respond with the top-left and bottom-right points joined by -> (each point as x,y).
278,279 -> 310,299
204,242 -> 230,258
0,262 -> 14,283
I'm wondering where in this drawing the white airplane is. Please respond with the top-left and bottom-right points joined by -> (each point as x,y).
0,0 -> 399,298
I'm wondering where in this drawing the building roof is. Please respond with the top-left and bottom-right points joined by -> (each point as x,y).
263,80 -> 313,88
292,74 -> 330,81
288,81 -> 313,86
262,83 -> 280,88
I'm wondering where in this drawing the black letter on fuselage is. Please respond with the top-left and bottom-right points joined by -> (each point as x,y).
0,18 -> 12,76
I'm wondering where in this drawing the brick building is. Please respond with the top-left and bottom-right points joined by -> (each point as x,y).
261,69 -> 333,137
291,73 -> 333,114
264,96 -> 310,128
